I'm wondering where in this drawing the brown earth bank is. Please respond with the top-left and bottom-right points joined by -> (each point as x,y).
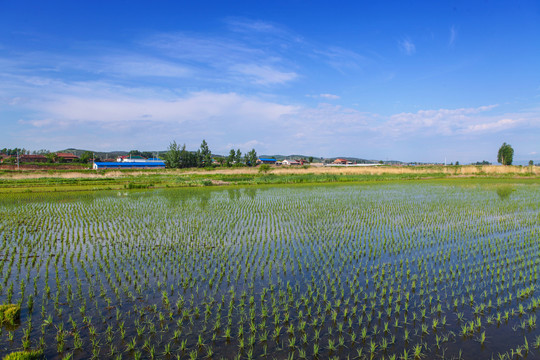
0,164 -> 538,180
0,164 -> 88,170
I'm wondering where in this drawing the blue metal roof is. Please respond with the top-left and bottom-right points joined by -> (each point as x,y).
259,158 -> 277,162
94,162 -> 165,168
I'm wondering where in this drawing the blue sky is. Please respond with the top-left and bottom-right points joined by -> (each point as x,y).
0,1 -> 539,163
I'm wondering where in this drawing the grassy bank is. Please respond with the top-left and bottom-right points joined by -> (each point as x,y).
0,165 -> 538,193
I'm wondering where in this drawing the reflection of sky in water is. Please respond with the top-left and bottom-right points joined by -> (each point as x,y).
0,183 -> 539,359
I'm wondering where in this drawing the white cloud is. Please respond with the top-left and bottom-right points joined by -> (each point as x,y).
382,105 -> 523,136
463,118 -> 516,133
230,64 -> 297,85
399,38 -> 416,55
225,139 -> 262,151
319,93 -> 340,99
31,90 -> 297,124
307,93 -> 340,100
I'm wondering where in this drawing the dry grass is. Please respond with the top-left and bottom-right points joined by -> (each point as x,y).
0,165 -> 538,180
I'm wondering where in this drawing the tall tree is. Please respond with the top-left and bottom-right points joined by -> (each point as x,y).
198,140 -> 212,167
497,142 -> 514,165
235,149 -> 242,165
165,141 -> 182,168
226,149 -> 236,166
245,149 -> 258,167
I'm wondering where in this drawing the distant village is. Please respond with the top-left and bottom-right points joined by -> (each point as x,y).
1,146 -> 509,169
0,150 -> 384,169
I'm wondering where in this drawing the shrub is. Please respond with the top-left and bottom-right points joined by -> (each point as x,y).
258,164 -> 271,174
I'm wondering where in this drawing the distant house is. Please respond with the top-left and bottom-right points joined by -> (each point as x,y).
332,158 -> 351,165
56,152 -> 79,162
19,154 -> 48,163
257,158 -> 277,165
93,161 -> 166,170
282,159 -> 301,166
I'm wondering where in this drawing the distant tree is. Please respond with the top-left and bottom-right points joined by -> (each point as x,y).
474,160 -> 491,165
141,151 -> 153,159
455,161 -> 460,166
226,149 -> 236,166
79,151 -> 93,163
45,153 -> 58,163
181,145 -> 198,168
165,141 -> 182,168
245,149 -> 258,167
497,142 -> 514,165
308,156 -> 314,163
235,149 -> 242,165
198,140 -> 212,167
129,150 -> 142,156
529,160 -> 534,166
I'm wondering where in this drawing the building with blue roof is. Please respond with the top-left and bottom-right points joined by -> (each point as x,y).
257,158 -> 277,165
93,161 -> 165,170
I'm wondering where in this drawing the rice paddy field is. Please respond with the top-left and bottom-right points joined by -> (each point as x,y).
0,180 -> 539,359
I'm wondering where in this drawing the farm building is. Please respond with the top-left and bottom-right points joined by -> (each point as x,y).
93,161 -> 166,170
332,158 -> 352,165
19,154 -> 48,163
257,158 -> 277,165
56,152 -> 79,162
282,159 -> 301,166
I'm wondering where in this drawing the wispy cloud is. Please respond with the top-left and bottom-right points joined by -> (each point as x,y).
315,46 -> 366,72
230,64 -> 298,85
399,37 -> 416,55
449,25 -> 458,47
307,93 -> 340,100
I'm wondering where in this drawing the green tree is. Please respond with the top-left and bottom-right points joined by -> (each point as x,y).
45,153 -> 58,163
308,156 -> 313,163
180,144 -> 197,168
235,149 -> 242,165
529,160 -> 534,166
79,151 -> 93,163
245,149 -> 258,167
226,149 -> 235,167
497,142 -> 514,165
165,141 -> 182,168
198,140 -> 212,167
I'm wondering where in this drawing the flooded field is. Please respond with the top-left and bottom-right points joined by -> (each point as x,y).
0,181 -> 539,359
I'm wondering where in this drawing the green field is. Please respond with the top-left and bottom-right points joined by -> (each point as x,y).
0,180 -> 539,359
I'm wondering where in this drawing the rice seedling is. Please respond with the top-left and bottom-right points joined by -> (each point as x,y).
0,181 -> 538,359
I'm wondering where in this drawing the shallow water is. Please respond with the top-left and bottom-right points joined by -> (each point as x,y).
0,182 -> 539,359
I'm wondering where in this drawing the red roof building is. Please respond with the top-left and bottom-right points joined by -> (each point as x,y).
56,152 -> 79,162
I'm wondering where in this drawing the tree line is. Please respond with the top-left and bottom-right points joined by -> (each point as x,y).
164,140 -> 259,169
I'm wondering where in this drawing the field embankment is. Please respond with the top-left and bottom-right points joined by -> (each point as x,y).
0,165 -> 538,193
